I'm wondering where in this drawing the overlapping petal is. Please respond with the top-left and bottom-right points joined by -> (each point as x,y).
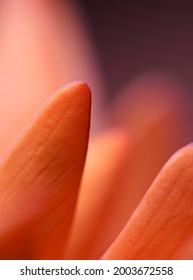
0,0 -> 192,261
102,143 -> 193,259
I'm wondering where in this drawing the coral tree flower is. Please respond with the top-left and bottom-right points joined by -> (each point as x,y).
0,0 -> 193,260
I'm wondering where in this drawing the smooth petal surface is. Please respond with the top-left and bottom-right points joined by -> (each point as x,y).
102,143 -> 193,259
0,0 -> 104,155
65,129 -> 131,259
0,82 -> 91,259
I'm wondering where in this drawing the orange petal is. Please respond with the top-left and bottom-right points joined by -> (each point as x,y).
0,0 -> 104,155
172,234 -> 193,259
0,192 -> 42,259
102,143 -> 193,259
0,81 -> 91,259
65,129 -> 132,259
107,73 -> 192,245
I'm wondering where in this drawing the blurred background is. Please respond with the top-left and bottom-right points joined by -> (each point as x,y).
0,0 -> 192,156
79,0 -> 193,102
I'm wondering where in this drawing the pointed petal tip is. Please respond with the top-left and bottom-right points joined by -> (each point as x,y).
59,80 -> 91,96
53,81 -> 91,112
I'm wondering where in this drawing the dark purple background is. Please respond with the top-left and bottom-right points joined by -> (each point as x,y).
79,1 -> 193,104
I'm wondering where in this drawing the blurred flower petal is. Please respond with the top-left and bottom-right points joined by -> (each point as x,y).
0,0 -> 104,155
107,73 -> 192,246
0,82 -> 91,259
102,143 -> 193,259
65,129 -> 132,259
